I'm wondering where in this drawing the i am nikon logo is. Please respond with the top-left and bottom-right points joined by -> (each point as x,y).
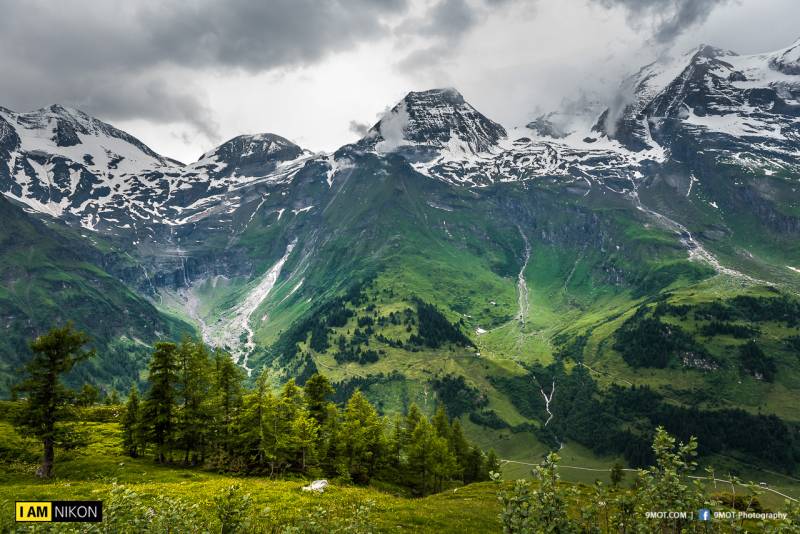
16,501 -> 102,522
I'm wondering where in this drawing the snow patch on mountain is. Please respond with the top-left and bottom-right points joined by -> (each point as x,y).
0,107 -> 317,232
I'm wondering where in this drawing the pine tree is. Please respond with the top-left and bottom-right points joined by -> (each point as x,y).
122,385 -> 143,458
407,417 -> 455,495
255,380 -> 298,476
341,390 -> 384,483
448,419 -> 470,479
404,403 -> 423,447
485,449 -> 501,476
13,324 -> 95,478
292,412 -> 319,471
277,379 -> 307,470
462,445 -> 486,484
176,338 -> 212,465
145,342 -> 179,463
76,383 -> 100,406
318,402 -> 343,475
104,388 -> 121,405
303,373 -> 334,425
236,368 -> 271,469
431,405 -> 452,442
212,349 -> 244,457
388,414 -> 405,468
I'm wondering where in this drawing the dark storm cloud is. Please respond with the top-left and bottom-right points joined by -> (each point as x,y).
396,0 -> 514,72
593,0 -> 729,44
415,0 -> 479,39
0,0 -> 410,137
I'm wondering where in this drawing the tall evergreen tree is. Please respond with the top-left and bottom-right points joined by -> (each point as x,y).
407,418 -> 457,495
145,342 -> 179,463
122,385 -> 143,458
462,446 -> 486,484
341,390 -> 385,483
318,402 -> 343,474
13,324 -> 95,478
235,368 -> 271,469
303,373 -> 334,425
104,388 -> 121,405
403,403 -> 423,447
292,411 -> 319,471
212,349 -> 244,456
485,449 -> 501,476
448,419 -> 471,477
432,405 -> 452,442
76,383 -> 100,406
176,338 -> 212,464
276,379 -> 307,470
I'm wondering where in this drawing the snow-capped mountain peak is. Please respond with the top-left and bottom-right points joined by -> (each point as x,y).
595,38 -> 800,174
197,133 -> 305,165
1,104 -> 173,165
360,88 -> 507,156
0,106 -> 316,232
768,37 -> 800,74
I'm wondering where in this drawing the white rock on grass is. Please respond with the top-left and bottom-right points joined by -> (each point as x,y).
302,480 -> 329,493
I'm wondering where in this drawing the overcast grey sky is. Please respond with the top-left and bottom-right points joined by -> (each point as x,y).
1,0 -> 798,162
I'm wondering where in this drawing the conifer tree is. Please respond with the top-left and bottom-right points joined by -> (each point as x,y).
212,349 -> 244,456
277,379 -> 307,469
431,405 -> 451,441
104,388 -> 121,405
407,418 -> 455,495
404,403 -> 423,447
485,449 -> 501,476
77,383 -> 100,406
303,373 -> 334,425
318,402 -> 343,474
14,324 -> 95,478
462,445 -> 486,484
235,368 -> 271,469
341,390 -> 384,483
176,338 -> 212,464
292,411 -> 319,471
388,414 -> 405,468
145,342 -> 179,463
448,419 -> 471,478
122,385 -> 143,458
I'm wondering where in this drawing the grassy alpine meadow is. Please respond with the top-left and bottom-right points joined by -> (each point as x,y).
2,413 -> 799,532
0,407 -> 501,533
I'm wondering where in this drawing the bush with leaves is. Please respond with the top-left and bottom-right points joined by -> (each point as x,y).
498,453 -> 577,533
214,484 -> 253,534
496,427 -> 800,532
77,483 -> 204,534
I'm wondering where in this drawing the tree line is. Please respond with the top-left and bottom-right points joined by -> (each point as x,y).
13,324 -> 499,494
122,337 -> 498,494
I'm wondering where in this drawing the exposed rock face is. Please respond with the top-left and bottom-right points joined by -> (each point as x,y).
596,42 -> 800,171
359,88 -> 507,155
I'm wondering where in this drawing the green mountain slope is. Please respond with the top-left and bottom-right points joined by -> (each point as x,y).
173,152 -> 798,482
0,197 -> 194,393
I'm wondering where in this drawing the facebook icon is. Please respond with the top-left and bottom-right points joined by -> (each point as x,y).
698,509 -> 712,521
